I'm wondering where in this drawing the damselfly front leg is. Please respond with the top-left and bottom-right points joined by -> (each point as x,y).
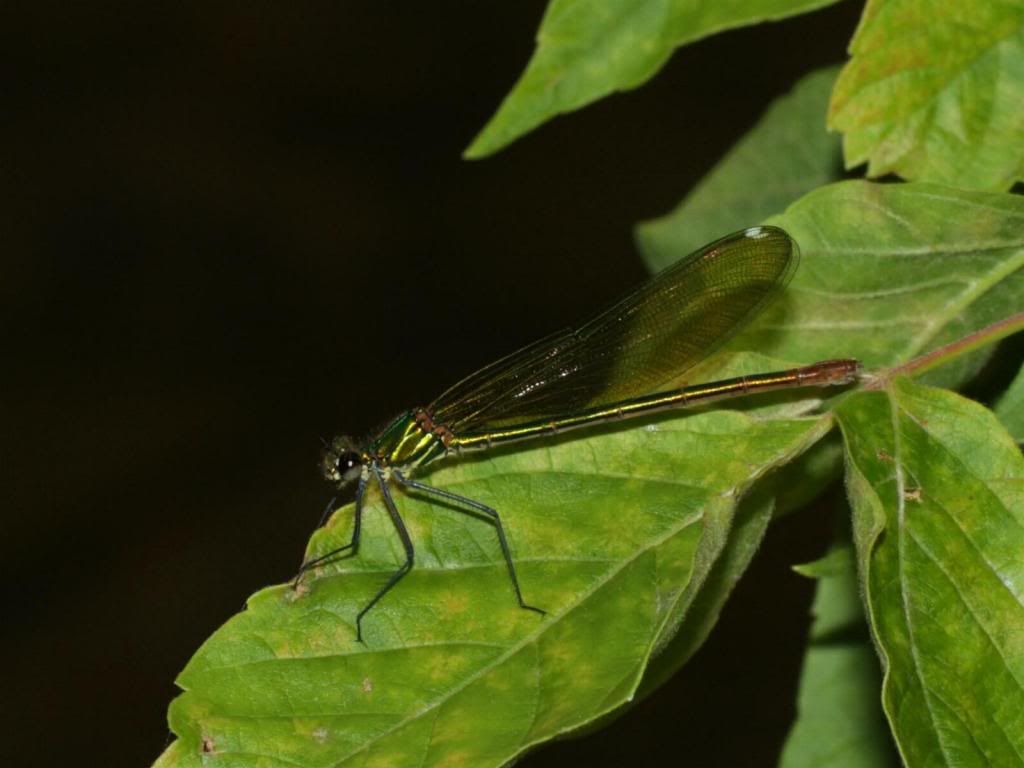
293,477 -> 366,588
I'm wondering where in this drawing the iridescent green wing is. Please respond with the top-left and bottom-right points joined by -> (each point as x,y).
430,226 -> 798,432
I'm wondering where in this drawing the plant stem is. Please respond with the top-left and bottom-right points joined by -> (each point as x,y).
865,311 -> 1024,388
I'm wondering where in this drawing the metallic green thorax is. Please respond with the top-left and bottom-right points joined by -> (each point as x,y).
369,411 -> 447,470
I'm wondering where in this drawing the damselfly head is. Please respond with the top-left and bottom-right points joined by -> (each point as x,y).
320,435 -> 363,484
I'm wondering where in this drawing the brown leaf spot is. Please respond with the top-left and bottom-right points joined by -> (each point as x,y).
903,487 -> 922,503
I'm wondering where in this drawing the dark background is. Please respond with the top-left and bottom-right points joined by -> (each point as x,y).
3,2 -> 866,766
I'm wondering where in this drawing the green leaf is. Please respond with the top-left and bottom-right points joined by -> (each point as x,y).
780,538 -> 896,768
829,0 -> 1024,191
837,378 -> 1024,767
158,408 -> 834,767
682,181 -> 1024,391
638,65 -> 844,273
152,741 -> 189,768
791,538 -> 854,580
995,363 -> 1024,442
465,0 -> 845,158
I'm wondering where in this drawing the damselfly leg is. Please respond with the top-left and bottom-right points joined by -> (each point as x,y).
393,470 -> 545,616
293,477 -> 366,587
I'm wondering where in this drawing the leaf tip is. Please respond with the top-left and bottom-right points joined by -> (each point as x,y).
463,120 -> 512,160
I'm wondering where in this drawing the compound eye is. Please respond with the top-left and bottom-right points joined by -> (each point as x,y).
321,439 -> 362,483
338,451 -> 363,481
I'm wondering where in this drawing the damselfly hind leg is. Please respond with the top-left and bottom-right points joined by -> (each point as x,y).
392,470 -> 545,617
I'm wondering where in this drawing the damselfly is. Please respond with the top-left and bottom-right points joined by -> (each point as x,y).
295,226 -> 859,641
